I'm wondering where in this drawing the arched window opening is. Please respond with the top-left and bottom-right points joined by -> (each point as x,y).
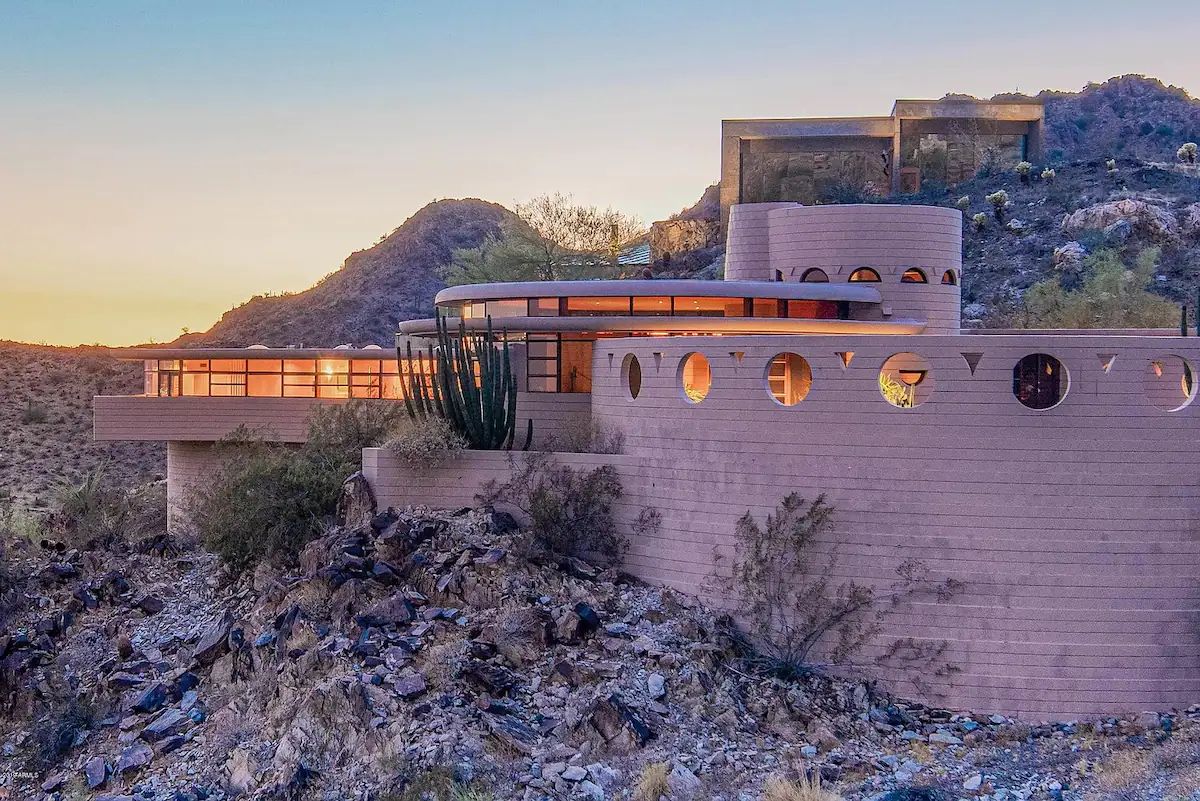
774,269 -> 784,282
766,353 -> 812,406
679,352 -> 711,403
941,269 -> 958,286
800,268 -> 830,283
879,353 -> 934,408
848,267 -> 881,283
622,354 -> 642,400
901,268 -> 928,283
1013,353 -> 1068,410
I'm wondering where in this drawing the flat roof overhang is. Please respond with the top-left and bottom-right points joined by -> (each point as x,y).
434,280 -> 881,305
108,347 -> 396,361
398,316 -> 925,338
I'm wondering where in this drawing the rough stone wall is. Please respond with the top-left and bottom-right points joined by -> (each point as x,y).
739,137 -> 891,205
648,220 -> 720,263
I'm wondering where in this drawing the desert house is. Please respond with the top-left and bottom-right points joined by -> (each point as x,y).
94,198 -> 1200,720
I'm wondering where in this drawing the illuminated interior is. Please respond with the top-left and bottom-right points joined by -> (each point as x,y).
444,295 -> 848,321
767,352 -> 813,405
143,357 -> 436,399
680,353 -> 712,403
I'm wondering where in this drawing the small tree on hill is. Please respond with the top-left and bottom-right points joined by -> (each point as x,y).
1178,142 -> 1198,164
1014,161 -> 1032,185
444,193 -> 645,284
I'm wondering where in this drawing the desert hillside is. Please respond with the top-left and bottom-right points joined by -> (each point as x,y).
0,342 -> 163,508
192,199 -> 515,347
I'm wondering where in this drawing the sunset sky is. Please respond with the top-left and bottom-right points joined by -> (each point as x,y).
2,0 -> 1197,346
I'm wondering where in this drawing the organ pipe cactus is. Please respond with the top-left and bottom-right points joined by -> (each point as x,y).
397,314 -> 532,450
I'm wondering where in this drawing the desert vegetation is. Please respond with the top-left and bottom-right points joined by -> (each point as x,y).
190,401 -> 406,573
444,193 -> 645,285
1016,247 -> 1179,328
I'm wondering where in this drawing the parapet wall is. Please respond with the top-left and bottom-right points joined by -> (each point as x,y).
365,333 -> 1200,720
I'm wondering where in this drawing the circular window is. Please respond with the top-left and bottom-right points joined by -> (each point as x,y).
622,354 -> 642,400
941,270 -> 958,286
766,352 -> 812,406
900,268 -> 928,283
879,353 -> 934,408
678,352 -> 711,403
1144,355 -> 1195,412
1013,353 -> 1068,410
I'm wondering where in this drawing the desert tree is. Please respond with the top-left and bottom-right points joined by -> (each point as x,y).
445,193 -> 645,284
1178,142 -> 1198,164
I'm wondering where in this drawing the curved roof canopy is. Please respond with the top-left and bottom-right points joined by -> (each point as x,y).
434,279 -> 881,305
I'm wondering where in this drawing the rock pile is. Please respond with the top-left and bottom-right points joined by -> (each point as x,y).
3,509 -> 1200,800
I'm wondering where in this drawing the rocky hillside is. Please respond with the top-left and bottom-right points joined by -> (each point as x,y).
2,502 -> 1200,801
192,199 -> 515,347
1041,76 -> 1200,163
0,342 -> 163,508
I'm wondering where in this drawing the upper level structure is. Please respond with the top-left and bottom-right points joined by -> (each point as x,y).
719,96 -> 1045,228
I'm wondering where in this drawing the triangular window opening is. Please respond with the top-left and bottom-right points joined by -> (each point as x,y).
836,351 -> 855,368
961,352 -> 983,375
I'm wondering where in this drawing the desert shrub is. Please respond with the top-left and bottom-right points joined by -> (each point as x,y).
194,403 -> 404,574
1106,158 -> 1118,172
713,493 -> 960,678
52,467 -> 132,547
543,418 -> 625,454
20,401 -> 48,425
385,417 -> 467,468
971,212 -> 988,230
634,762 -> 670,801
1041,167 -> 1056,183
192,439 -> 338,575
1178,142 -> 1198,164
478,452 -> 627,566
985,190 -> 1009,221
954,196 -> 970,211
763,774 -> 844,801
1014,161 -> 1032,184
27,695 -> 97,771
306,400 -> 408,477
1020,247 -> 1178,328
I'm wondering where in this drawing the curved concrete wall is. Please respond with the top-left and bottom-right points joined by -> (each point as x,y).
725,204 -> 963,334
366,333 -> 1200,720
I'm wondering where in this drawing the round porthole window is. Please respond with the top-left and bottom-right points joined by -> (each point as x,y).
1012,353 -> 1068,410
766,352 -> 812,406
879,353 -> 934,408
678,352 -> 711,403
1143,355 -> 1195,412
622,354 -> 642,400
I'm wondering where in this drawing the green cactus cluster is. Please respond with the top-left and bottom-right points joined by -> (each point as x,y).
397,314 -> 532,450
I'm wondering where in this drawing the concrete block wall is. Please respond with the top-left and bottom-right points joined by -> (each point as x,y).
364,332 -> 1200,721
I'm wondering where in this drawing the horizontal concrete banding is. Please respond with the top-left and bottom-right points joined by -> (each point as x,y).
365,331 -> 1200,720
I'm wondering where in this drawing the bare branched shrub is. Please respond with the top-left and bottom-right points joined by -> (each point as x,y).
478,452 -> 627,566
544,418 -> 625,454
385,417 -> 467,467
713,493 -> 961,678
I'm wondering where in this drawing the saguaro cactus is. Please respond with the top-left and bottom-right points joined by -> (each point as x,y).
397,314 -> 532,450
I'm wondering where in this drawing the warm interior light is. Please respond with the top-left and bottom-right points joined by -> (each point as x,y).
898,369 -> 926,386
1152,360 -> 1164,378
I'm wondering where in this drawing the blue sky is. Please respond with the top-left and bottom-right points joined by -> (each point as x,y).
1,0 -> 1196,345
